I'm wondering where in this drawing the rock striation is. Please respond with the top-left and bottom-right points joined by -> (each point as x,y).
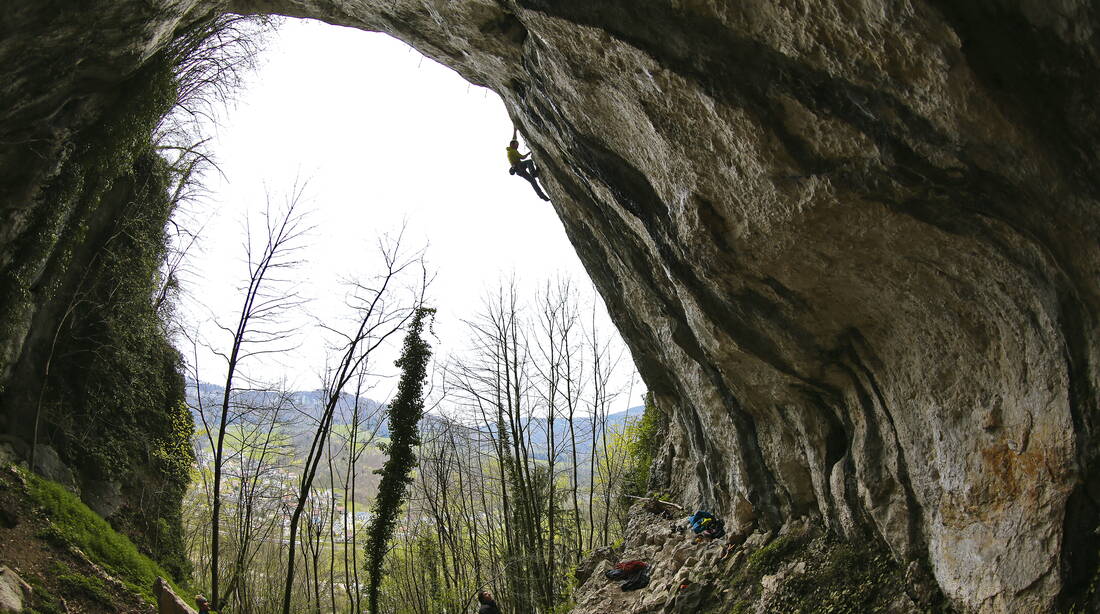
2,1 -> 1098,612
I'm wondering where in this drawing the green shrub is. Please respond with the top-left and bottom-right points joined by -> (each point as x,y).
621,391 -> 667,497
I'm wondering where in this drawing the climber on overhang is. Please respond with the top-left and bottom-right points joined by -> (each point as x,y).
507,127 -> 551,201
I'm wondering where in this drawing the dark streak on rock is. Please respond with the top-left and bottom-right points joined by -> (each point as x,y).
1055,288 -> 1100,609
534,130 -> 787,523
557,136 -> 793,524
928,1 -> 1100,193
839,331 -> 928,561
568,133 -> 822,386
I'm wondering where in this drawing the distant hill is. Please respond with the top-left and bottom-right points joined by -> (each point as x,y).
520,406 -> 642,460
185,378 -> 388,435
186,378 -> 642,458
186,378 -> 645,498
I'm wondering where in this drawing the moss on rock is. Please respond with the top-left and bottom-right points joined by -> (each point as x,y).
0,50 -> 193,580
720,528 -> 953,614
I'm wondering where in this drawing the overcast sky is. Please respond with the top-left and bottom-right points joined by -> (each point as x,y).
176,18 -> 640,409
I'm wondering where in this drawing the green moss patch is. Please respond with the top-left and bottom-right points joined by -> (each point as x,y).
21,468 -> 186,603
741,531 -> 811,580
710,526 -> 950,614
53,561 -> 113,605
764,537 -> 903,614
23,574 -> 65,614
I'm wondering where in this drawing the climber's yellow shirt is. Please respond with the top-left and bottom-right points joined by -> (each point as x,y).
506,146 -> 523,166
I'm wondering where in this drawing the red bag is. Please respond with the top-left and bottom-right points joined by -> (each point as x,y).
614,560 -> 648,574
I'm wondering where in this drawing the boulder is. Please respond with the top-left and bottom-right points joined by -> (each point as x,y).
731,492 -> 756,534
0,566 -> 31,613
153,577 -> 196,614
30,446 -> 77,493
0,437 -> 25,467
574,544 -> 621,585
83,480 -> 123,519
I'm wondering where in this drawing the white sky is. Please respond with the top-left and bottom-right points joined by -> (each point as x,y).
176,19 -> 639,407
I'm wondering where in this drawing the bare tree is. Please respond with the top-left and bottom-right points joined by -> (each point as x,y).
280,235 -> 425,614
221,387 -> 298,613
339,368 -> 386,614
203,189 -> 309,610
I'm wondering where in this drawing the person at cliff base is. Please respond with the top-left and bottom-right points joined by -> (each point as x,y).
196,594 -> 212,613
477,590 -> 503,614
506,128 -> 551,201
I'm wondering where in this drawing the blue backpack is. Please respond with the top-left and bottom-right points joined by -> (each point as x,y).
688,510 -> 725,538
688,510 -> 714,534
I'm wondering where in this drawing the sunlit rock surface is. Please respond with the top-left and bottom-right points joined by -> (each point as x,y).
2,1 -> 1098,611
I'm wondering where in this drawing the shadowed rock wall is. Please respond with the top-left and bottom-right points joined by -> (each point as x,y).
2,1 -> 1098,611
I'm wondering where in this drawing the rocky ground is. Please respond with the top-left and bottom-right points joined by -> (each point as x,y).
571,500 -> 944,614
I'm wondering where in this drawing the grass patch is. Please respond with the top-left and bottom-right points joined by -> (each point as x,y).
741,531 -> 810,580
766,537 -> 901,614
24,575 -> 64,614
21,468 -> 186,603
53,561 -> 113,605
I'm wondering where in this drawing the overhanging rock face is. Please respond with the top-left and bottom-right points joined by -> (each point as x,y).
3,1 -> 1099,612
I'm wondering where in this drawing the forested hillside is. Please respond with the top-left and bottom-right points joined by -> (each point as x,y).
180,280 -> 650,613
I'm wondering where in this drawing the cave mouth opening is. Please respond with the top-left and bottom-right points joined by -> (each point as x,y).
0,10 -> 647,602
175,17 -> 630,389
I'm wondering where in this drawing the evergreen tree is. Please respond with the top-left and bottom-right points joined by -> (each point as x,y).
365,307 -> 435,614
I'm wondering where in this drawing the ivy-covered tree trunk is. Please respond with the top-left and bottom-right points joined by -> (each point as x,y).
365,307 -> 434,614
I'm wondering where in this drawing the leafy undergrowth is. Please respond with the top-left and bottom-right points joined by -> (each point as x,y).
0,464 -> 186,613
